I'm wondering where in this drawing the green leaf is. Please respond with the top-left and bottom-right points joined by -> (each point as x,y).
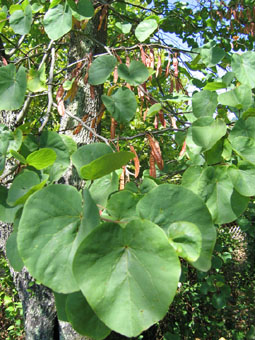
183,166 -> 249,224
228,162 -> 255,197
9,5 -> 32,35
10,150 -> 27,164
218,84 -> 253,110
147,103 -> 162,117
212,294 -> 226,309
203,82 -> 226,91
106,190 -> 139,221
6,232 -> 24,272
231,136 -> 255,165
26,148 -> 56,170
0,64 -> 27,110
0,186 -> 20,223
7,170 -> 48,206
135,19 -> 158,42
0,10 -> 7,32
88,55 -> 117,85
39,131 -> 70,182
117,60 -> 149,86
192,90 -> 218,118
81,189 -> 100,238
73,219 -> 180,337
88,172 -> 119,207
191,117 -> 227,151
54,292 -> 69,322
102,87 -> 137,123
66,291 -> 111,340
67,0 -> 94,20
231,51 -> 255,88
80,151 -> 134,180
136,184 -> 216,271
43,3 -> 72,40
200,41 -> 225,67
27,64 -> 47,92
72,143 -> 113,177
60,135 -> 77,155
115,21 -> 132,34
204,139 -> 223,165
242,108 -> 255,120
168,221 -> 202,262
17,184 -> 82,293
229,117 -> 255,142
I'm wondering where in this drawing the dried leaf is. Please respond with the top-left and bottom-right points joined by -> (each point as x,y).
110,117 -> 116,139
129,145 -> 140,178
89,117 -> 96,139
119,167 -> 125,190
156,54 -> 162,77
158,110 -> 166,127
149,48 -> 155,69
113,66 -> 118,83
90,85 -> 95,99
179,140 -> 186,157
98,5 -> 108,31
57,99 -> 65,116
165,53 -> 171,78
139,45 -> 147,65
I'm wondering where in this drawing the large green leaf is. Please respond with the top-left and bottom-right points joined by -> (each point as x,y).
26,148 -> 56,170
80,151 -> 134,180
168,221 -> 202,262
218,85 -> 253,110
66,291 -> 111,340
39,131 -> 70,182
43,3 -> 72,40
88,55 -> 117,85
136,184 -> 216,271
67,0 -> 94,20
102,87 -> 137,123
192,90 -> 218,118
0,64 -> 27,110
231,52 -> 255,89
7,170 -> 47,206
72,143 -> 113,177
81,189 -> 100,238
182,166 -> 249,224
228,162 -> 255,197
191,117 -> 227,151
73,219 -> 180,337
117,60 -> 149,86
17,185 -> 82,293
231,136 -> 255,165
135,19 -> 158,42
9,5 -> 32,35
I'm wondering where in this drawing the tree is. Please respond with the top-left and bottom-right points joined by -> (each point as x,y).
0,0 -> 255,339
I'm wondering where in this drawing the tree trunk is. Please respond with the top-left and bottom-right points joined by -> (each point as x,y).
0,5 -> 108,340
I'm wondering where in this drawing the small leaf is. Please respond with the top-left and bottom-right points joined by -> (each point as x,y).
192,90 -> 218,118
9,5 -> 32,35
115,21 -> 132,34
88,55 -> 117,85
27,64 -> 47,92
0,64 -> 27,110
43,3 -> 72,40
135,19 -> 158,42
203,82 -> 226,91
102,87 -> 137,123
80,151 -> 134,180
26,148 -> 56,170
147,103 -> 162,117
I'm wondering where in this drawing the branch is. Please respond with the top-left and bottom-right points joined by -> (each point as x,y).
39,45 -> 55,133
52,103 -> 110,145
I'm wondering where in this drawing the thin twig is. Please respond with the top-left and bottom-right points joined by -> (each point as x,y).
16,94 -> 32,124
8,35 -> 26,57
39,45 -> 55,133
52,103 -> 110,145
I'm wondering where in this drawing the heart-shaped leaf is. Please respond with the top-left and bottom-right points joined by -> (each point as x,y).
26,148 -> 56,170
0,64 -> 27,110
231,52 -> 255,89
88,55 -> 117,85
135,19 -> 158,42
43,3 -> 72,40
73,219 -> 180,337
117,60 -> 149,86
102,87 -> 137,123
192,90 -> 218,118
9,5 -> 32,35
136,184 -> 216,271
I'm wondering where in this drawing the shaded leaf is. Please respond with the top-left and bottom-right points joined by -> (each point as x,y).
88,55 -> 117,85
